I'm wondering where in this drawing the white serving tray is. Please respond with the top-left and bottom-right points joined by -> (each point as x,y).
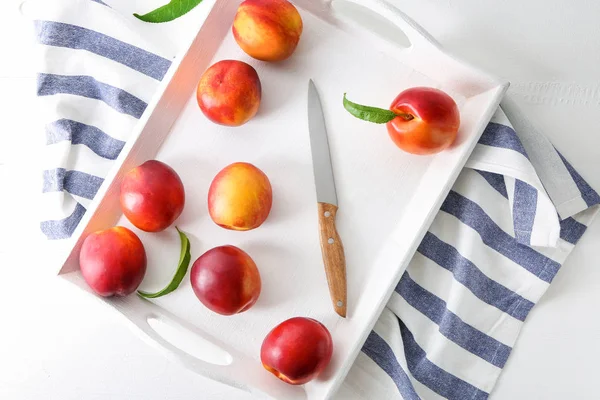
57,0 -> 508,398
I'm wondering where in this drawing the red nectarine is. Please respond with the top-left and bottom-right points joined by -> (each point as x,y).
343,87 -> 460,155
120,160 -> 185,232
190,245 -> 261,315
386,87 -> 460,155
197,60 -> 261,127
79,226 -> 147,297
261,317 -> 333,385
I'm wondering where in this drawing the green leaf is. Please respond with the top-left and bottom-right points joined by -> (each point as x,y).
343,93 -> 399,124
138,227 -> 191,299
133,0 -> 204,23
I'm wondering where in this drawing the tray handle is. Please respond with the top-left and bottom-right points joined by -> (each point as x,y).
330,0 -> 442,52
111,296 -> 306,400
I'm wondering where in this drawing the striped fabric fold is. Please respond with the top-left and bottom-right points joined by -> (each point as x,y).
466,112 -> 563,248
396,273 -> 511,368
40,202 -> 87,240
478,122 -> 529,158
33,1 -> 600,399
35,21 -> 170,81
441,190 -> 561,282
46,119 -> 125,160
37,73 -> 147,119
398,318 -> 490,400
512,179 -> 537,243
559,217 -> 587,244
557,152 -> 600,207
416,231 -> 534,321
349,107 -> 600,399
43,168 -> 104,200
476,170 -> 507,198
36,0 -> 171,239
362,331 -> 421,400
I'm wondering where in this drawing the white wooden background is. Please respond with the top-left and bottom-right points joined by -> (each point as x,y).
1,0 -> 599,398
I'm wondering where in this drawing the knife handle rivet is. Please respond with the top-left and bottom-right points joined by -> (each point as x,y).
324,211 -> 331,217
337,301 -> 344,307
328,238 -> 334,244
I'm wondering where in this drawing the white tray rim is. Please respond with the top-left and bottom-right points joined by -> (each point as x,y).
54,0 -> 510,398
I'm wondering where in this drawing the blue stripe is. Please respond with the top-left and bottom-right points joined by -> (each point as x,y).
46,119 -> 125,160
37,73 -> 147,119
35,21 -> 170,81
478,122 -> 529,158
43,168 -> 104,200
90,0 -> 110,6
557,151 -> 600,208
418,232 -> 534,321
398,318 -> 489,400
362,331 -> 421,400
40,202 -> 86,240
476,170 -> 508,198
441,191 -> 560,283
397,273 -> 511,368
559,217 -> 587,245
513,180 -> 537,244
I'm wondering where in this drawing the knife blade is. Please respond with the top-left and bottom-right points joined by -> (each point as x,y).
307,79 -> 347,318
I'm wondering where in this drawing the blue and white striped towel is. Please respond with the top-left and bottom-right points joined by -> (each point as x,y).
341,104 -> 600,399
32,1 -> 599,399
33,0 -> 175,238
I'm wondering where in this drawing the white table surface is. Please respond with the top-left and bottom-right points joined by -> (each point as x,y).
1,0 -> 599,399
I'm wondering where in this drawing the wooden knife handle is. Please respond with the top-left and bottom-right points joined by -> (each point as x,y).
317,202 -> 347,318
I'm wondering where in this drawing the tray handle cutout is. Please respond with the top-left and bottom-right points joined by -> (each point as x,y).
113,298 -> 306,400
146,315 -> 233,366
330,0 -> 442,53
115,303 -> 249,390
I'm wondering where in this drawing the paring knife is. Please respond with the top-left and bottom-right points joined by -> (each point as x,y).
307,79 -> 347,318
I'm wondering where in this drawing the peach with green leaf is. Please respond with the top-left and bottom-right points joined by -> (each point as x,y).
343,87 -> 460,155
